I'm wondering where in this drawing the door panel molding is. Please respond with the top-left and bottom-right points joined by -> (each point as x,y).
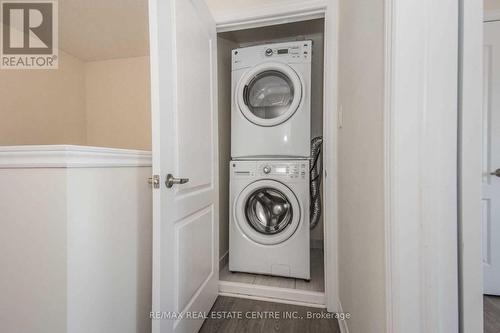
175,206 -> 214,312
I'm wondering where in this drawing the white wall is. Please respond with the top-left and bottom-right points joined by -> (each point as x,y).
460,0 -> 484,331
0,147 -> 152,333
67,167 -> 152,333
337,0 -> 387,331
386,0 -> 459,331
0,169 -> 68,333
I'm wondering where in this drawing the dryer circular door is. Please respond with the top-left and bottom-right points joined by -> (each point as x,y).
236,62 -> 303,127
234,179 -> 301,245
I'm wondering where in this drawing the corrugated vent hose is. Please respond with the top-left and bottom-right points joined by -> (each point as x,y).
310,136 -> 323,229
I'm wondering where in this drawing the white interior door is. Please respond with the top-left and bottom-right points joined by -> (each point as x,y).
483,21 -> 500,296
149,0 -> 219,332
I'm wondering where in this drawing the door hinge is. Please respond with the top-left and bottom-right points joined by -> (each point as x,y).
148,175 -> 160,189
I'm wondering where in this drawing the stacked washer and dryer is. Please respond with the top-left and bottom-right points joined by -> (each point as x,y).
229,41 -> 316,281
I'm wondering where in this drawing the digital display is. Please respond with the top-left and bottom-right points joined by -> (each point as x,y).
277,49 -> 288,54
274,167 -> 287,173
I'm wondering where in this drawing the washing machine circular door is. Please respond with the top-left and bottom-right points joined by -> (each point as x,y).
234,179 -> 301,245
236,62 -> 303,127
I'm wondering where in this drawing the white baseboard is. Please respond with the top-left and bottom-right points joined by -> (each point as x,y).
337,299 -> 350,333
218,291 -> 325,309
219,280 -> 326,308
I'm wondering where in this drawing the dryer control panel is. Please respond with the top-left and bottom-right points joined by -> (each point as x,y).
231,160 -> 308,180
232,40 -> 312,69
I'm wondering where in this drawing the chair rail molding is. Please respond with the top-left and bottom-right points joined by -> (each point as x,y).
0,145 -> 152,168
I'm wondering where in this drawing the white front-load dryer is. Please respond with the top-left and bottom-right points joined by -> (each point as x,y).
231,41 -> 312,159
229,160 -> 310,280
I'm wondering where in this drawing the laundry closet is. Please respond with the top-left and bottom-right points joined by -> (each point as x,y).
216,18 -> 327,304
0,0 -> 394,331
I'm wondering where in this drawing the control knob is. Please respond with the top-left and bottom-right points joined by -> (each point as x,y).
265,48 -> 273,56
263,166 -> 271,174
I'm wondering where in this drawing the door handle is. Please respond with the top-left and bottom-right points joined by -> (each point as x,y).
165,174 -> 189,188
490,168 -> 500,178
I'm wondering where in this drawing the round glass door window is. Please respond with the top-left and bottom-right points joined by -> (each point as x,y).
237,62 -> 302,127
244,187 -> 293,234
244,70 -> 294,120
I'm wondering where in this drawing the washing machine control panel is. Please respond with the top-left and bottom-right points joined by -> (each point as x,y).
231,161 -> 308,180
258,162 -> 307,179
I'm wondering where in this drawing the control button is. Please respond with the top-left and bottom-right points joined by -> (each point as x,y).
263,166 -> 271,174
265,48 -> 273,56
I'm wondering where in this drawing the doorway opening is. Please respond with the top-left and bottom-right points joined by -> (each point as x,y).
482,14 -> 500,333
215,17 -> 327,306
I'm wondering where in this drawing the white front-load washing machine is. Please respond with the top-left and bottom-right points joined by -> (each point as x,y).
229,160 -> 310,280
231,41 -> 312,159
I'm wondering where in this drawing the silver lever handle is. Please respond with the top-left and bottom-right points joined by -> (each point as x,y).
490,168 -> 500,178
165,174 -> 189,188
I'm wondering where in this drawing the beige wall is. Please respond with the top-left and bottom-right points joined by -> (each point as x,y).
85,56 -> 151,150
337,0 -> 387,332
0,55 -> 151,150
485,0 -> 500,12
0,51 -> 87,145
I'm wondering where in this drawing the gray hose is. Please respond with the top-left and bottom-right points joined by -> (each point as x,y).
310,136 -> 323,229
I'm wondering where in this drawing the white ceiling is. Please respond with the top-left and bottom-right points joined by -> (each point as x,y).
59,0 -> 149,61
